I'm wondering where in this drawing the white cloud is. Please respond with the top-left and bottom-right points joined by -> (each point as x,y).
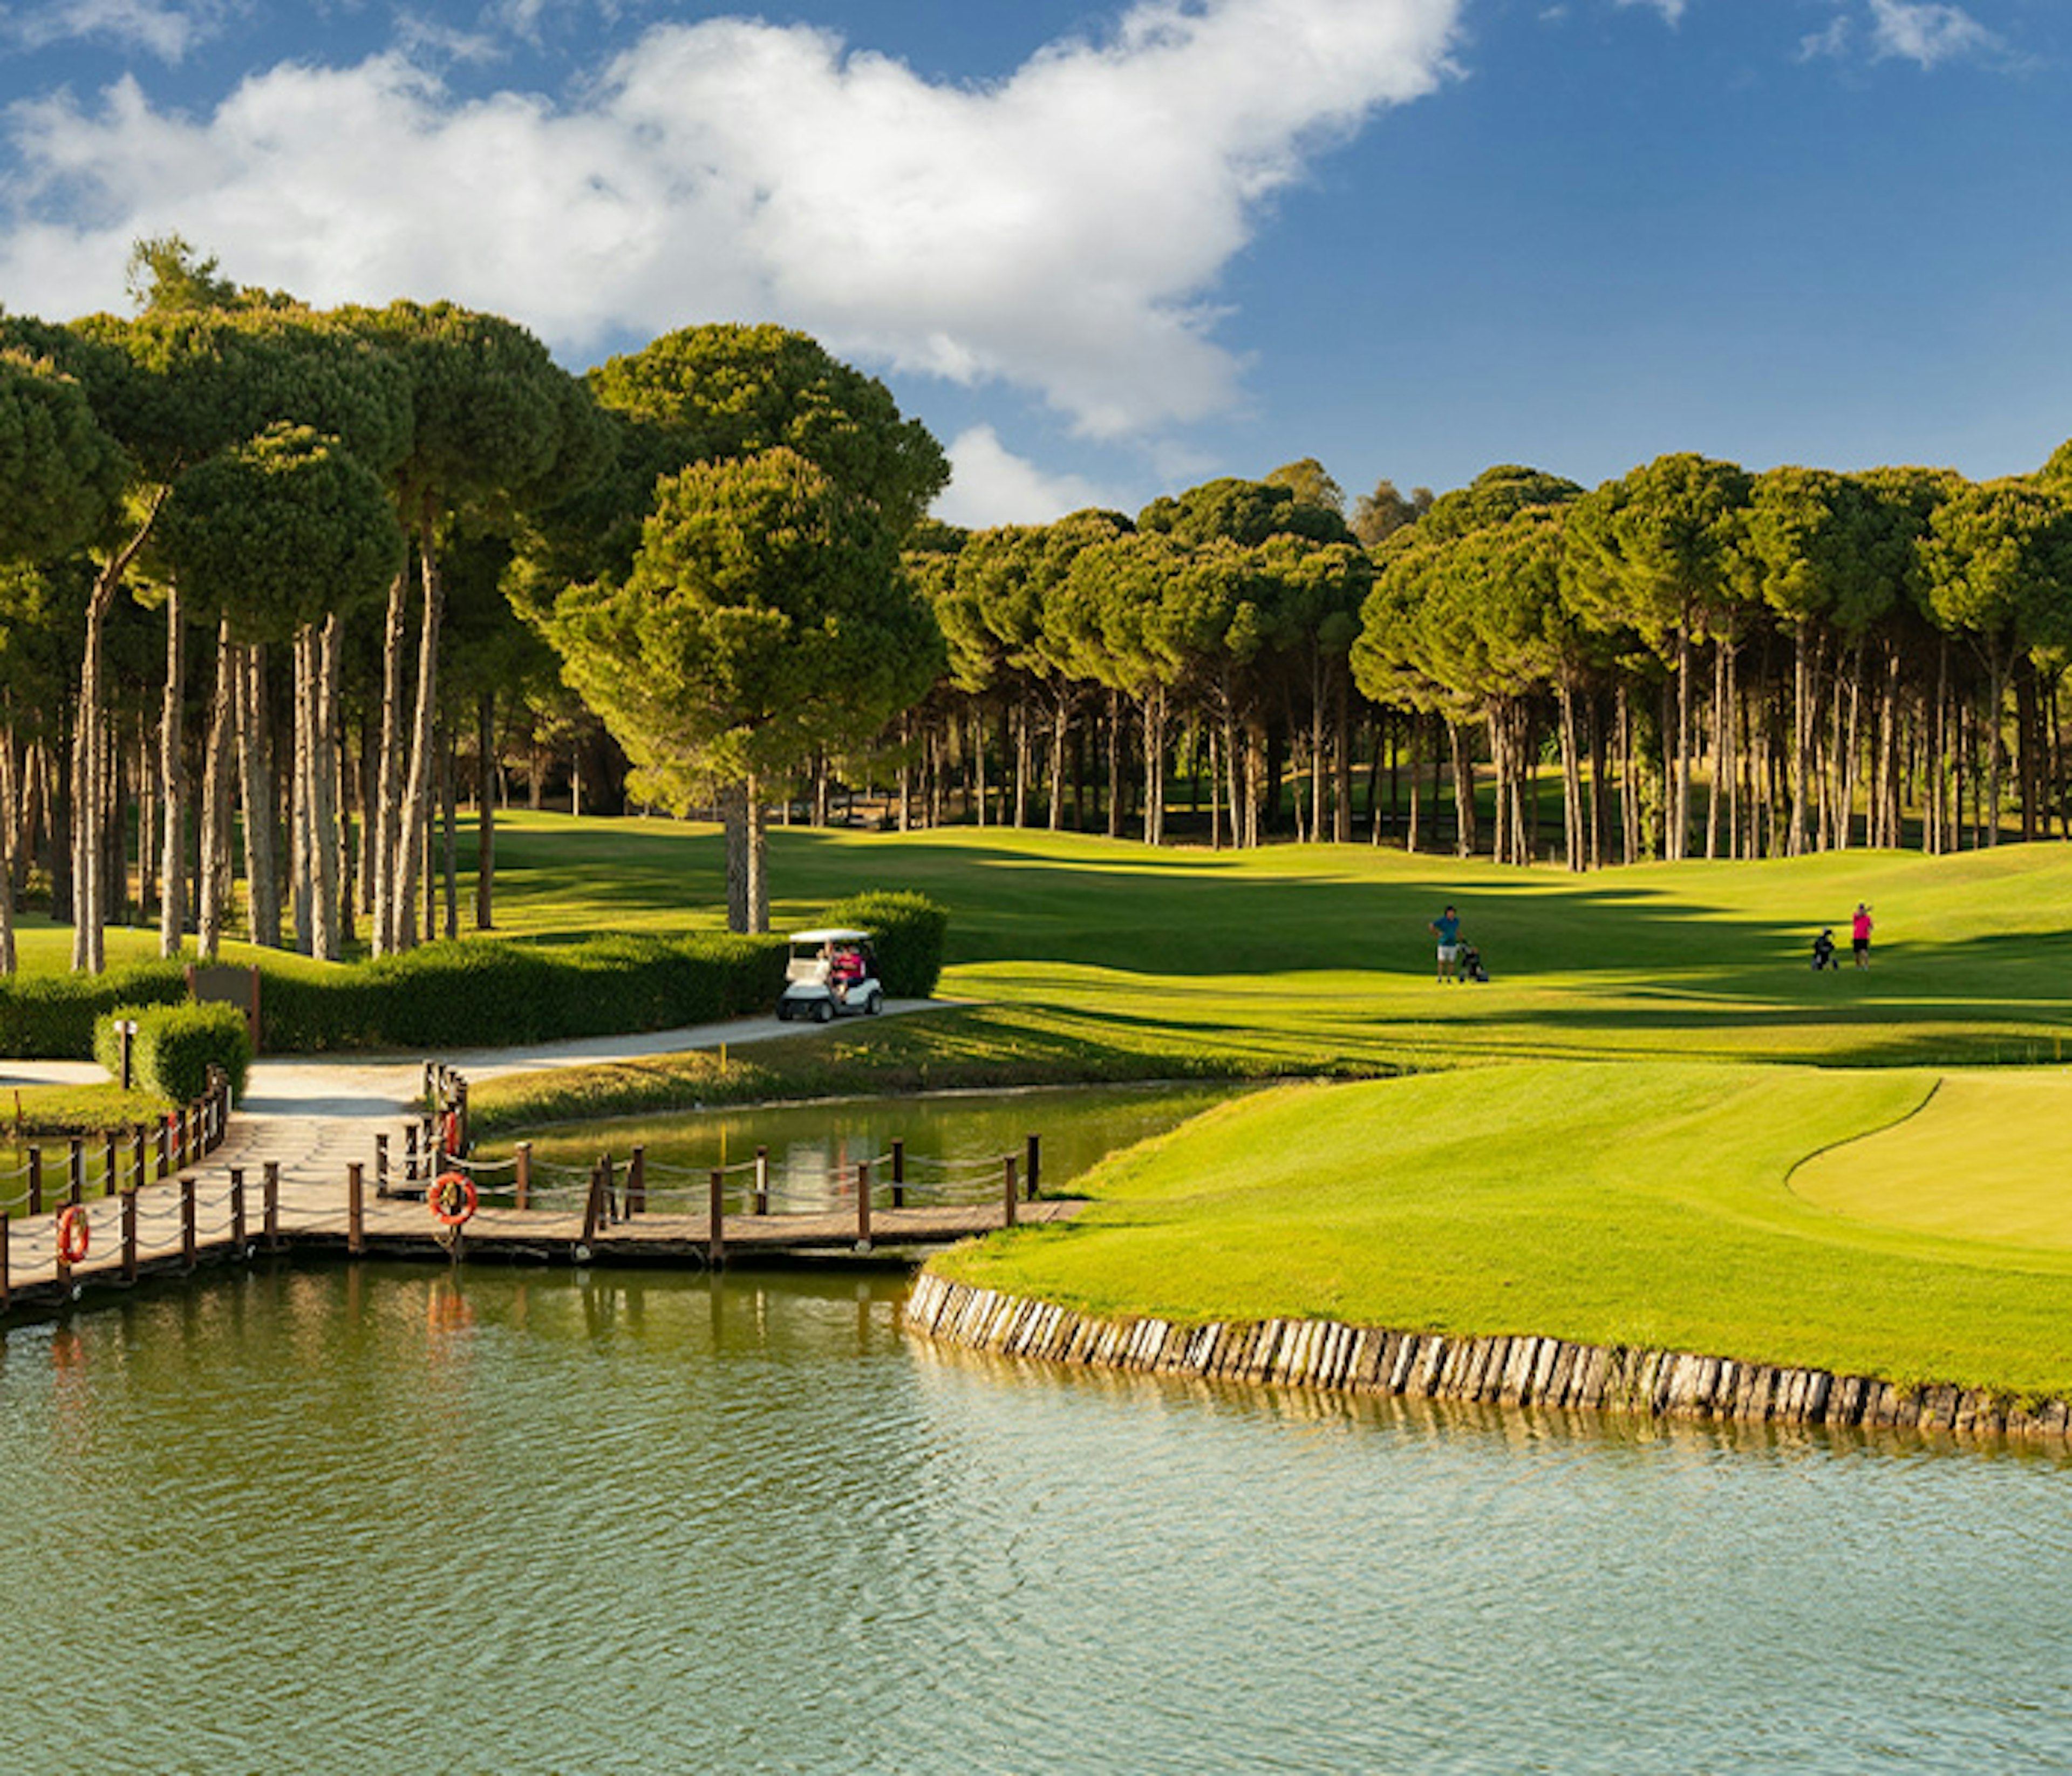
1798,16 -> 1853,60
0,0 -> 1464,439
1613,0 -> 1686,24
1865,0 -> 1999,67
7,0 -> 230,62
935,426 -> 1127,528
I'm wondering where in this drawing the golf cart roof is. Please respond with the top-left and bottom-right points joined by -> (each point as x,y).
788,928 -> 873,944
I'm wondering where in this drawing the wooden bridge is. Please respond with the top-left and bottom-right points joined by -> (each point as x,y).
0,1066 -> 1074,1318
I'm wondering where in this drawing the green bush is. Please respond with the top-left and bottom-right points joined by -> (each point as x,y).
821,890 -> 949,999
94,1002 -> 251,1102
253,932 -> 789,1052
0,961 -> 187,1058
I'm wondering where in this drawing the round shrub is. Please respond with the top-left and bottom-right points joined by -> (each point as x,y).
820,890 -> 949,999
94,1002 -> 251,1103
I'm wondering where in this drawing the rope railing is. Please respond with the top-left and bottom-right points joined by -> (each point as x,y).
0,1072 -> 1045,1315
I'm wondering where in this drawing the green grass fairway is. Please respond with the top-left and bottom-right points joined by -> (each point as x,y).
1791,1071 -> 2072,1253
476,814 -> 2072,1071
931,1061 -> 2072,1399
36,813 -> 2072,1397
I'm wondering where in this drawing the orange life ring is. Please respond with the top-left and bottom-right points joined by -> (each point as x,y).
429,1171 -> 477,1227
56,1203 -> 91,1265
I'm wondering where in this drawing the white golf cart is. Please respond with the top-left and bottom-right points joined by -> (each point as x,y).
776,928 -> 884,1022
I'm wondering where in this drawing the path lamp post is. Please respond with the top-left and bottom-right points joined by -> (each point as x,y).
117,1019 -> 139,1093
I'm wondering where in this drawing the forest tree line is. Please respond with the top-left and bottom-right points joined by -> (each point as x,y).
3,241 -> 2070,972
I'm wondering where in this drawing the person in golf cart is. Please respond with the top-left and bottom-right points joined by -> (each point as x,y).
777,928 -> 884,1021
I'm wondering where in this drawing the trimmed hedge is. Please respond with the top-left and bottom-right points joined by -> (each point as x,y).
94,1002 -> 251,1101
821,890 -> 948,999
255,931 -> 789,1052
0,961 -> 188,1059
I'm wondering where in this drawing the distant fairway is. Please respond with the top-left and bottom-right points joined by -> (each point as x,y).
478,813 -> 2072,1072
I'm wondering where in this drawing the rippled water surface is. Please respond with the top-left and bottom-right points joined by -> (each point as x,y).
3,1265 -> 2069,1774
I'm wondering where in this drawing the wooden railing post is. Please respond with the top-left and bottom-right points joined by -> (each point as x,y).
515,1142 -> 531,1212
132,1126 -> 147,1195
1025,1133 -> 1040,1200
601,1153 -> 617,1226
627,1146 -> 646,1217
67,1137 -> 84,1207
263,1161 -> 281,1251
347,1162 -> 365,1256
404,1120 -> 419,1189
122,1190 -> 139,1282
1003,1155 -> 1019,1229
708,1167 -> 726,1265
891,1139 -> 906,1209
155,1118 -> 170,1180
27,1146 -> 41,1217
753,1146 -> 769,1216
102,1132 -> 118,1199
375,1133 -> 390,1199
181,1175 -> 197,1270
230,1168 -> 247,1249
856,1159 -> 873,1248
580,1163 -> 605,1244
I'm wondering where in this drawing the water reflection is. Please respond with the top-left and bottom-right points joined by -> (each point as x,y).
505,1081 -> 1238,1213
1,1265 -> 2067,1775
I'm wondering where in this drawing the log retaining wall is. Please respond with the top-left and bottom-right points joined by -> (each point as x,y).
902,1273 -> 2072,1444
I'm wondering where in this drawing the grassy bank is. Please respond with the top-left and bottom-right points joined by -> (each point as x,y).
928,1061 -> 2072,1399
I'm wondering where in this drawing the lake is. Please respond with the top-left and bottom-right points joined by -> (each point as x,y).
2,1262 -> 2067,1774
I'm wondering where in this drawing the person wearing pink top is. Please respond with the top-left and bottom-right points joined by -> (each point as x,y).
1851,903 -> 1873,969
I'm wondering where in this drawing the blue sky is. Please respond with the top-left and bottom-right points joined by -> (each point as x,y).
1,0 -> 2067,525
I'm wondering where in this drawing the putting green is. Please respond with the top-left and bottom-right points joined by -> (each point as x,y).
1790,1071 -> 2072,1252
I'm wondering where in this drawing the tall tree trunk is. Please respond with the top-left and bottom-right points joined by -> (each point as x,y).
1619,685 -> 1640,866
0,723 -> 16,975
1703,638 -> 1728,861
1047,688 -> 1069,832
440,720 -> 459,941
721,781 -> 750,933
72,570 -> 118,972
196,622 -> 237,961
237,642 -> 281,947
1140,689 -> 1167,847
390,522 -> 444,953
372,565 -> 409,957
1332,671 -> 1352,843
305,618 -> 343,961
1406,713 -> 1423,856
475,690 -> 496,931
740,773 -> 769,933
1669,625 -> 1691,862
1448,719 -> 1475,859
290,627 -> 314,955
1100,693 -> 1120,839
1558,682 -> 1583,871
158,582 -> 186,956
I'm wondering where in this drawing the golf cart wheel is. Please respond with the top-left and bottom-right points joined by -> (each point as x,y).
864,990 -> 882,1016
813,998 -> 834,1024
